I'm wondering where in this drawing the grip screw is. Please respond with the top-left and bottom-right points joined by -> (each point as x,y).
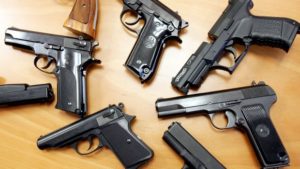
143,68 -> 150,74
238,118 -> 245,124
168,25 -> 175,32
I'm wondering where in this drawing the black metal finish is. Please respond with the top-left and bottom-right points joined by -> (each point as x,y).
121,0 -> 188,82
37,103 -> 153,169
4,27 -> 101,117
156,82 -> 289,169
0,83 -> 53,106
163,122 -> 225,169
172,0 -> 300,94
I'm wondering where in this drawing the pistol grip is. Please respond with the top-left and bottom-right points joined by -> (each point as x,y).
241,105 -> 289,168
101,122 -> 153,169
125,16 -> 170,82
251,17 -> 299,52
64,0 -> 98,39
55,66 -> 86,116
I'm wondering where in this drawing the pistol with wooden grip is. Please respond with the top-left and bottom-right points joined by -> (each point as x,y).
4,27 -> 101,117
172,0 -> 300,94
121,0 -> 188,82
64,0 -> 99,39
156,82 -> 289,169
37,103 -> 154,169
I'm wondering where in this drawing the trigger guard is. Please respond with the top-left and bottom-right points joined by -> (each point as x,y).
209,114 -> 226,131
211,44 -> 249,74
211,63 -> 234,74
34,55 -> 56,74
225,46 -> 237,59
125,15 -> 142,26
41,57 -> 55,69
72,136 -> 104,156
120,9 -> 142,35
209,112 -> 236,130
163,35 -> 182,44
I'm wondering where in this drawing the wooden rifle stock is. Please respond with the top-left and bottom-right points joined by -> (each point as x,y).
64,0 -> 98,39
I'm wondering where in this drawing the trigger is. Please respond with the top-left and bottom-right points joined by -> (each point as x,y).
209,112 -> 236,130
125,15 -> 142,26
34,55 -> 55,74
209,114 -> 225,130
211,63 -> 233,74
41,57 -> 55,69
225,46 -> 237,59
120,6 -> 142,35
71,136 -> 104,156
87,135 -> 94,151
225,111 -> 237,128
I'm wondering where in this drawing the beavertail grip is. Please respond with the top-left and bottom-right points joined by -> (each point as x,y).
64,0 -> 99,39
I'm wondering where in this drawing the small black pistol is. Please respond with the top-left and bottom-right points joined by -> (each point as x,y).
172,0 -> 300,94
121,0 -> 188,82
37,103 -> 153,169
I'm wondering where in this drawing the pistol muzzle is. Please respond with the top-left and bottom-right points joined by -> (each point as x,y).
156,99 -> 187,117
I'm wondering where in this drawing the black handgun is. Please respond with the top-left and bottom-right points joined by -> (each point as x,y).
5,27 -> 101,117
37,103 -> 153,169
156,82 -> 289,169
172,0 -> 300,94
121,0 -> 188,82
163,122 -> 226,169
0,83 -> 53,106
